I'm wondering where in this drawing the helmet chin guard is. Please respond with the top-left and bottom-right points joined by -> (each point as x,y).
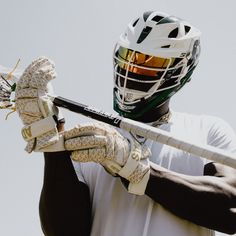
113,11 -> 201,120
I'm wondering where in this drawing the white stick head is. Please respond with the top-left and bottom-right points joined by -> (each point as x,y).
0,61 -> 23,110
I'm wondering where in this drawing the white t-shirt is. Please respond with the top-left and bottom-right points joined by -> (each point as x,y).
72,111 -> 236,236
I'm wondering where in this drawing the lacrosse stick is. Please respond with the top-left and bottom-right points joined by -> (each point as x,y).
1,63 -> 236,169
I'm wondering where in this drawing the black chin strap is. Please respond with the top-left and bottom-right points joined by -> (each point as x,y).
130,101 -> 172,145
134,99 -> 170,123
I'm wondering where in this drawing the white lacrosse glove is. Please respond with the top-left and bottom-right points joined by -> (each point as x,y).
15,57 -> 64,153
64,122 -> 151,195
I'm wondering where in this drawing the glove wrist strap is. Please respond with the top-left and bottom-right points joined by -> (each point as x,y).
118,147 -> 141,179
128,169 -> 150,195
21,116 -> 57,141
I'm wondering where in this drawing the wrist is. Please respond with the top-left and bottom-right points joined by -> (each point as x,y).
57,122 -> 65,132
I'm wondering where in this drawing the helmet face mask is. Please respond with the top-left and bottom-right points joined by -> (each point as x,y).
113,11 -> 201,120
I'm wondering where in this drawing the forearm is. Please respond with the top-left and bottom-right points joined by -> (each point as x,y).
40,151 -> 91,236
145,163 -> 236,234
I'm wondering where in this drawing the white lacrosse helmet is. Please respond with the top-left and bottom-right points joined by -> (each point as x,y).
113,11 -> 201,120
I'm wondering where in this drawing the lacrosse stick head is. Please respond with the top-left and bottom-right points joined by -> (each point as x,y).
0,60 -> 22,111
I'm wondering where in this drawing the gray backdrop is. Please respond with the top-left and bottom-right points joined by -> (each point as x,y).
0,0 -> 235,235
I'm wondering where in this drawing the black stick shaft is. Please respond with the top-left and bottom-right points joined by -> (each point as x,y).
53,96 -> 236,169
53,96 -> 122,127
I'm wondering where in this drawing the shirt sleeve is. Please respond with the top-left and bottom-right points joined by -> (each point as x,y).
72,160 -> 86,183
205,116 -> 236,154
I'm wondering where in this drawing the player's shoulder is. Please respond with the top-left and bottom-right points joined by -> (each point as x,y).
171,110 -> 227,126
171,110 -> 235,141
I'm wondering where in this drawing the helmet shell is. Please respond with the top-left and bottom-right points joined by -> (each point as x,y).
113,11 -> 201,120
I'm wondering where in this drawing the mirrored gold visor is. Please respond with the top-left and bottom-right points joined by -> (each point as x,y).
114,46 -> 175,77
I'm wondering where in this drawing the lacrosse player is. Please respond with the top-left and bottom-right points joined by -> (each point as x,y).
15,11 -> 236,236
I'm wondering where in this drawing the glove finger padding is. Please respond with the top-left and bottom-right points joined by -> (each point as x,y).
64,122 -> 151,195
71,148 -> 106,163
17,57 -> 56,90
65,123 -> 129,166
15,57 -> 64,153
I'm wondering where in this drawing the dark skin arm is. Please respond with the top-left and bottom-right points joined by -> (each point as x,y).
39,124 -> 92,236
39,151 -> 92,236
144,161 -> 236,234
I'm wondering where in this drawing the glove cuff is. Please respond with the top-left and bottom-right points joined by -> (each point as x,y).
118,146 -> 141,179
21,116 -> 66,153
21,116 -> 57,141
128,168 -> 150,195
118,140 -> 151,195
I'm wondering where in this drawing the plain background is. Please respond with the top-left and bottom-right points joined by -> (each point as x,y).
0,0 -> 235,235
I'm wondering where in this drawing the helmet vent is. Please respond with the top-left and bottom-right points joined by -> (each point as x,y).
132,18 -> 139,27
137,26 -> 152,44
151,15 -> 164,23
184,25 -> 191,34
161,45 -> 171,48
143,11 -> 154,22
168,28 -> 179,38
